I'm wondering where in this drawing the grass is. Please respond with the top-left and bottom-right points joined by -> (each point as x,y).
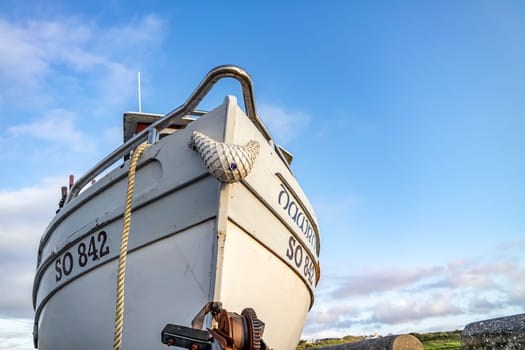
296,335 -> 365,349
296,330 -> 461,349
412,330 -> 461,350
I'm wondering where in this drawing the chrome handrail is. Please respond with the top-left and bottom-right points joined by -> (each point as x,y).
67,65 -> 272,201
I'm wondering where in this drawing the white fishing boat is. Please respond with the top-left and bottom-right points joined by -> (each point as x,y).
32,65 -> 320,350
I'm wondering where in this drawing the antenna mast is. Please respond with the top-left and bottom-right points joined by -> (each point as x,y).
137,71 -> 142,112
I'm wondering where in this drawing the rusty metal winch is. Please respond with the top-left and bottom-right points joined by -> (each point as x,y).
161,302 -> 271,350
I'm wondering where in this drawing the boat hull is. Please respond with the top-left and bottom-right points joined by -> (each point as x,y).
33,96 -> 320,350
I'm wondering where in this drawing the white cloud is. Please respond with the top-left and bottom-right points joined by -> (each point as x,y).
8,109 -> 96,152
0,178 -> 63,318
103,125 -> 123,146
496,238 -> 525,252
92,14 -> 165,55
0,14 -> 167,186
0,177 -> 60,230
308,304 -> 358,326
0,14 -> 166,110
330,266 -> 440,297
0,17 -> 94,108
302,255 -> 525,339
0,318 -> 33,350
371,292 -> 462,324
0,19 -> 50,87
258,103 -> 311,144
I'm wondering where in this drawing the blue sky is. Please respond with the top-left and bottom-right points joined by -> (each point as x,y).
0,1 -> 524,348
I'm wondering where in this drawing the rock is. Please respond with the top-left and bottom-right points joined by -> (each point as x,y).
461,313 -> 525,349
313,334 -> 423,350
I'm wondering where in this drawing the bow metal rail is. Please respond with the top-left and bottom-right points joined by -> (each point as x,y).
67,65 -> 273,202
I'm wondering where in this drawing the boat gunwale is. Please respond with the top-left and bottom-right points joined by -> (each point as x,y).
33,171 -> 211,308
241,177 -> 319,262
37,156 -> 163,266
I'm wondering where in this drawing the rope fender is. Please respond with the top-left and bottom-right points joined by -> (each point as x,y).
189,131 -> 260,183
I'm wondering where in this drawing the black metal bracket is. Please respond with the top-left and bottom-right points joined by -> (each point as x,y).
161,324 -> 212,349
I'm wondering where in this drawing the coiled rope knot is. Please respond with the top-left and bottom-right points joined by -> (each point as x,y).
189,131 -> 260,183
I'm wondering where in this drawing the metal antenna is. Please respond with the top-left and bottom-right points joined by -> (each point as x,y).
137,71 -> 142,112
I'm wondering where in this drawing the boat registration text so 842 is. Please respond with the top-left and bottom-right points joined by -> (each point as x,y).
277,183 -> 319,288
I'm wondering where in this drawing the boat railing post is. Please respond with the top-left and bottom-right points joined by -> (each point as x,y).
147,127 -> 159,144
